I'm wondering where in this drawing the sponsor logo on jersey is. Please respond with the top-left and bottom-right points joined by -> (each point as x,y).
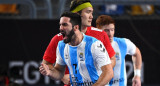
97,44 -> 105,52
97,44 -> 102,48
109,78 -> 125,85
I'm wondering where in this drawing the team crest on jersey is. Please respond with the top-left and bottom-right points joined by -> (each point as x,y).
115,52 -> 120,60
79,53 -> 84,61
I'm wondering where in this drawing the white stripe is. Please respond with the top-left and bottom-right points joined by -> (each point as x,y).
77,41 -> 92,82
112,41 -> 122,86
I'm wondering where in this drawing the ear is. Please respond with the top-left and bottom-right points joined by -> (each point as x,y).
73,25 -> 79,31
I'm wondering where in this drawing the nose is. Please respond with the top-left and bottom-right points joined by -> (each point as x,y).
90,14 -> 93,19
59,25 -> 64,30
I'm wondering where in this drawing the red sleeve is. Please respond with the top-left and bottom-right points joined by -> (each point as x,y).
43,34 -> 69,74
102,31 -> 115,58
43,34 -> 63,63
86,27 -> 115,58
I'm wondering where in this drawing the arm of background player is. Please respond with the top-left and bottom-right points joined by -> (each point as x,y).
132,47 -> 142,86
42,60 -> 54,70
42,34 -> 62,69
103,31 -> 116,68
110,55 -> 116,68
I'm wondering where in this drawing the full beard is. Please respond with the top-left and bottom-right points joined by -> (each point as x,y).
62,29 -> 75,44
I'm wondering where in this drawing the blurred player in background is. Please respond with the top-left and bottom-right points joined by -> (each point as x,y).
96,15 -> 142,86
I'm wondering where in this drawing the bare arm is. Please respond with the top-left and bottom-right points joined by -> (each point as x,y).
92,64 -> 113,86
39,63 -> 66,80
110,55 -> 116,68
42,59 -> 54,69
132,47 -> 142,86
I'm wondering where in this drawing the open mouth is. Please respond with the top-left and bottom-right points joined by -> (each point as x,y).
60,31 -> 67,39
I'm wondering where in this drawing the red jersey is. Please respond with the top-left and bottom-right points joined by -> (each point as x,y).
43,26 -> 115,73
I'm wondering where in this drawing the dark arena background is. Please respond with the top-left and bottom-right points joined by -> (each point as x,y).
0,0 -> 160,86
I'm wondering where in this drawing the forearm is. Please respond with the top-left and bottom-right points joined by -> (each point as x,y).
48,67 -> 65,80
132,48 -> 142,70
132,48 -> 142,86
40,63 -> 66,80
93,64 -> 113,86
110,56 -> 116,68
42,59 -> 54,69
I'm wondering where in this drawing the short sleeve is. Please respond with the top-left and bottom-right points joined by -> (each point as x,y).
56,45 -> 66,65
102,31 -> 115,58
125,38 -> 136,55
91,40 -> 111,68
43,33 -> 63,63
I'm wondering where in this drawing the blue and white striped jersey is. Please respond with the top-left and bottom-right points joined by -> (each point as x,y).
109,37 -> 136,86
56,34 -> 111,86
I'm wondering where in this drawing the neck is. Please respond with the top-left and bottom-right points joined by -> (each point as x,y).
69,32 -> 83,46
81,25 -> 88,34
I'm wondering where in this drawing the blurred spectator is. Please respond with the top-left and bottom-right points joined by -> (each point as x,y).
130,5 -> 154,15
98,4 -> 124,15
0,4 -> 19,14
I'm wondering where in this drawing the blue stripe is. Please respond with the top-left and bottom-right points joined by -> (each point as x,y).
114,37 -> 127,86
69,45 -> 83,85
84,35 -> 99,83
58,41 -> 73,83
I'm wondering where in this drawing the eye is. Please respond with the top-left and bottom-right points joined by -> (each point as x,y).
62,23 -> 68,26
104,29 -> 109,32
111,28 -> 114,31
86,10 -> 92,14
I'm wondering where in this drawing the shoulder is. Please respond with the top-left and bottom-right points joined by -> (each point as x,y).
57,40 -> 65,48
51,33 -> 63,41
86,27 -> 108,38
84,35 -> 98,43
114,37 -> 125,42
113,37 -> 133,45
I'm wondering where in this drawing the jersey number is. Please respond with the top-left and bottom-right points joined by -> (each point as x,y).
73,64 -> 77,74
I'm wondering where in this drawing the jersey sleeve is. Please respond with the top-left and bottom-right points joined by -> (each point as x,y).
125,38 -> 136,55
43,34 -> 62,63
91,40 -> 111,68
102,31 -> 116,58
56,45 -> 66,65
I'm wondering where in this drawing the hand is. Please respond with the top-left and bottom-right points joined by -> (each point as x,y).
132,76 -> 141,86
61,74 -> 70,85
39,63 -> 51,76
